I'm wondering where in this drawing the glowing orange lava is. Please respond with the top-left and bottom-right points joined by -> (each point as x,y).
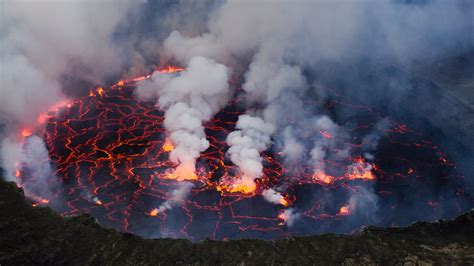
313,171 -> 335,185
218,175 -> 257,194
157,65 -> 185,73
338,205 -> 351,216
345,158 -> 375,181
162,139 -> 174,152
319,130 -> 333,139
15,67 -> 464,241
279,198 -> 289,207
37,100 -> 72,124
94,198 -> 103,205
32,198 -> 49,207
164,164 -> 198,181
149,208 -> 159,216
277,212 -> 287,223
21,128 -> 32,137
96,87 -> 105,97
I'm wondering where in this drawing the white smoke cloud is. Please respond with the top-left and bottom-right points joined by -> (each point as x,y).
347,186 -> 379,221
1,136 -> 23,182
262,188 -> 285,205
0,54 -> 63,127
309,115 -> 350,175
1,1 -> 140,84
226,115 -> 274,180
278,208 -> 300,227
281,127 -> 305,162
2,135 -> 57,200
155,181 -> 194,214
0,1 -> 141,203
136,56 -> 230,179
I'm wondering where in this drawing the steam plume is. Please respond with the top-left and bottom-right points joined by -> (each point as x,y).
0,1 -> 140,196
136,56 -> 230,179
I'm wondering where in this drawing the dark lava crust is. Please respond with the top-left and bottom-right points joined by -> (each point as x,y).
0,177 -> 473,265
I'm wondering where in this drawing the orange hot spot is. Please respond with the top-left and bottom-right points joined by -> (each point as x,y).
319,130 -> 333,139
164,164 -> 198,181
96,87 -> 105,97
21,128 -> 32,137
218,175 -> 257,194
346,158 -> 375,181
93,198 -> 103,205
158,65 -> 185,73
32,198 -> 49,207
313,172 -> 334,185
279,198 -> 289,207
162,140 -> 174,152
346,171 -> 374,181
407,168 -> 414,174
277,211 -> 290,225
149,208 -> 159,216
278,212 -> 286,221
338,205 -> 351,216
14,169 -> 20,177
131,75 -> 151,82
117,80 -> 124,86
346,168 -> 375,181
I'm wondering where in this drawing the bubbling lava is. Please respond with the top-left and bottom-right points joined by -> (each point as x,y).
14,67 -> 470,240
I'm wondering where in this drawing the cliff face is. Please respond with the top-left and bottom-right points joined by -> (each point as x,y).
0,178 -> 473,265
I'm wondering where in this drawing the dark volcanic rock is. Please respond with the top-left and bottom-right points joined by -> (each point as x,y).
0,178 -> 473,265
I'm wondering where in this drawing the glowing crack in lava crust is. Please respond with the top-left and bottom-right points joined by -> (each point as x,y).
16,69 -> 471,241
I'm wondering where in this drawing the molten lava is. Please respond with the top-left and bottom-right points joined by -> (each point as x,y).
21,128 -> 32,137
164,164 -> 198,181
162,139 -> 174,152
217,175 -> 257,194
149,208 -> 159,217
13,67 -> 470,241
313,171 -> 335,185
338,205 -> 351,216
157,65 -> 185,73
